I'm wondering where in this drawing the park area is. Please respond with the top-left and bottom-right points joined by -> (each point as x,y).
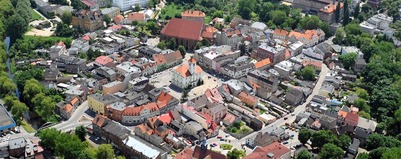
227,122 -> 252,135
31,9 -> 44,21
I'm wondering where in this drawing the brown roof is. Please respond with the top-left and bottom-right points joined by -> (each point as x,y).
127,12 -> 145,21
175,147 -> 194,159
193,146 -> 226,159
181,10 -> 206,18
62,104 -> 73,113
161,18 -> 204,41
244,142 -> 290,159
320,2 -> 344,13
188,57 -> 197,64
153,54 -> 167,65
92,114 -> 108,127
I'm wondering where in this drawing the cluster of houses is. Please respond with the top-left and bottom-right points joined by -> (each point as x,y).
0,137 -> 44,159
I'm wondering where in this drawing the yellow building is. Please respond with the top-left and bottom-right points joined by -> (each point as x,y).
88,94 -> 119,115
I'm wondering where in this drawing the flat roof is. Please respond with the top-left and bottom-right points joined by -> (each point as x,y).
125,135 -> 164,159
0,104 -> 16,131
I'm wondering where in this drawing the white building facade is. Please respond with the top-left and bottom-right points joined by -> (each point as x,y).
112,0 -> 148,11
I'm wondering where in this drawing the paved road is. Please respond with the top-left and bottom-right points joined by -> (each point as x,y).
51,101 -> 93,132
206,64 -> 329,154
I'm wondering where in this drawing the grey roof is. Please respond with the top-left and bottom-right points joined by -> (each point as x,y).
357,117 -> 377,131
251,22 -> 267,31
9,138 -> 26,149
186,121 -> 203,131
102,120 -> 130,140
208,104 -> 226,114
88,94 -> 120,105
190,95 -> 212,109
109,102 -> 126,111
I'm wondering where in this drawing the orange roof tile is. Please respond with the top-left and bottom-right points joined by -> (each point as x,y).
70,97 -> 79,105
158,113 -> 173,124
160,18 -> 204,41
205,26 -> 218,33
92,114 -> 107,127
114,15 -> 124,24
338,110 -> 348,118
181,10 -> 206,18
153,54 -> 167,65
174,64 -> 203,78
188,57 -> 197,64
249,79 -> 260,90
244,142 -> 290,159
95,56 -> 113,66
62,104 -> 73,113
274,29 -> 289,36
254,58 -> 271,68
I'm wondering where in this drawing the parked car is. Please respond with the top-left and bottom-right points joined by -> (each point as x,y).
283,141 -> 289,144
217,136 -> 222,139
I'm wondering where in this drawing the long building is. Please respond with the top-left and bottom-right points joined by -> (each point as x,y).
293,0 -> 334,14
0,104 -> 16,133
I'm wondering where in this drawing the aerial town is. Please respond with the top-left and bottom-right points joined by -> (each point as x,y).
0,0 -> 401,159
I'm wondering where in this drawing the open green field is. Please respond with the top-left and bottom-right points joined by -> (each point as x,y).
31,9 -> 44,21
159,4 -> 184,20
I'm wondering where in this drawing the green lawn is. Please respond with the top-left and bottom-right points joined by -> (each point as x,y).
31,9 -> 44,21
220,144 -> 233,150
159,3 -> 184,20
21,120 -> 36,133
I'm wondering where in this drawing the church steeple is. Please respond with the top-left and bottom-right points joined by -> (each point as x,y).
188,57 -> 197,74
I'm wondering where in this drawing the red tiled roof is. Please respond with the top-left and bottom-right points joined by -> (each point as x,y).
153,54 -> 167,65
175,147 -> 194,159
127,12 -> 145,21
193,146 -> 226,159
181,10 -> 206,18
188,57 -> 197,64
62,104 -> 73,113
82,34 -> 91,41
345,112 -> 359,125
95,56 -> 113,66
71,97 -> 79,105
238,91 -> 258,106
161,18 -> 204,41
158,113 -> 172,124
244,142 -> 290,159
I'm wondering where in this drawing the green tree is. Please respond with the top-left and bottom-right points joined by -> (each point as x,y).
157,40 -> 166,49
6,15 -> 28,42
23,79 -> 43,103
358,110 -> 371,119
61,11 -> 72,25
270,10 -> 287,25
356,152 -> 369,159
366,133 -> 401,150
354,3 -> 360,18
227,148 -> 245,159
237,0 -> 256,20
356,88 -> 369,100
134,4 -> 141,12
38,128 -> 61,150
195,42 -> 202,50
302,66 -> 316,81
333,27 -> 345,44
335,1 -> 341,23
297,150 -> 312,159
337,134 -> 351,150
382,147 -> 401,159
298,128 -> 312,145
75,125 -> 87,141
212,10 -> 224,18
201,38 -> 211,47
71,0 -> 86,10
146,21 -> 159,35
344,23 -> 362,36
103,14 -> 111,25
96,144 -> 115,159
299,16 -> 321,30
343,0 -> 350,26
78,147 -> 97,159
3,94 -> 17,109
340,52 -> 357,69
178,45 -> 186,57
310,130 -> 338,149
10,100 -> 28,120
319,143 -> 344,159
354,98 -> 370,112
55,133 -> 87,159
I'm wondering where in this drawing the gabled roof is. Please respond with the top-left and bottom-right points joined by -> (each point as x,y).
273,29 -> 289,36
175,147 -> 194,159
127,12 -> 145,21
92,114 -> 108,127
193,146 -> 226,159
181,10 -> 206,18
161,18 -> 204,41
244,142 -> 290,159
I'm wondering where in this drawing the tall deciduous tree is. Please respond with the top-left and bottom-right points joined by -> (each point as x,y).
10,100 -> 28,120
354,3 -> 360,18
298,128 -> 312,145
178,45 -> 186,57
75,125 -> 87,141
340,52 -> 357,69
319,143 -> 344,159
297,150 -> 312,159
302,66 -> 316,81
61,11 -> 72,25
96,144 -> 115,159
